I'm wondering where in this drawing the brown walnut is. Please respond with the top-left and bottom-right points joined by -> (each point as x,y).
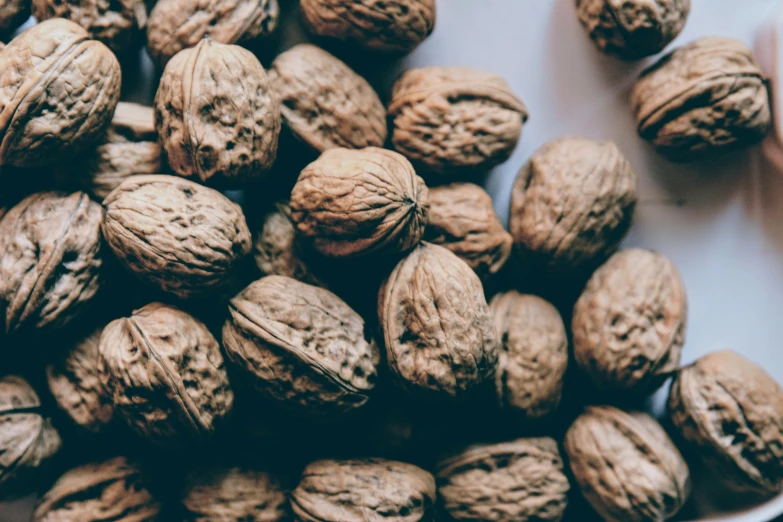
99,302 -> 234,446
269,44 -> 387,153
0,19 -> 121,168
668,350 -> 783,497
0,0 -> 30,33
565,406 -> 690,522
631,37 -> 771,161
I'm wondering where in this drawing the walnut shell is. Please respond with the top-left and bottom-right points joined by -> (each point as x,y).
0,19 -> 121,168
299,0 -> 435,53
668,350 -> 783,496
576,0 -> 690,60
378,242 -> 498,401
269,44 -> 387,153
564,406 -> 690,522
101,175 -> 252,299
222,275 -> 380,417
423,182 -> 511,279
290,147 -> 429,258
0,0 -> 30,33
0,376 -> 62,499
0,191 -> 104,334
631,37 -> 771,161
490,291 -> 568,422
509,136 -> 637,277
32,456 -> 161,522
147,0 -> 279,66
436,438 -> 569,522
389,66 -> 527,175
291,458 -> 436,522
99,302 -> 234,446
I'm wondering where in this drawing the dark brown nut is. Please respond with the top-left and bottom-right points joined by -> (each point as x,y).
389,66 -> 527,175
147,0 -> 279,66
291,458 -> 436,522
436,438 -> 569,522
0,376 -> 62,499
101,175 -> 252,299
269,44 -> 387,153
490,291 -> 568,422
290,147 -> 429,258
668,350 -> 783,496
155,38 -> 280,187
631,37 -> 771,161
509,137 -> 637,277
222,275 -> 380,417
99,302 -> 234,446
0,192 -> 103,334
300,0 -> 435,53
565,406 -> 690,522
423,182 -> 511,279
576,0 -> 690,60
378,242 -> 498,401
0,0 -> 30,33
32,456 -> 161,522
0,19 -> 121,168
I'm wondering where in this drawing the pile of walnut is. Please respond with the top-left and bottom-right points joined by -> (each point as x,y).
0,1 -> 781,521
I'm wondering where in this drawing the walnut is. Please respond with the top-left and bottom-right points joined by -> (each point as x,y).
0,0 -> 30,33
509,137 -> 637,277
573,249 -> 686,393
32,456 -> 161,522
668,350 -> 783,497
378,242 -> 498,401
0,192 -> 104,334
101,175 -> 252,299
631,37 -> 771,161
436,438 -> 570,522
299,0 -> 436,53
290,147 -> 429,258
269,44 -> 387,153
147,0 -> 279,66
565,406 -> 690,522
424,182 -> 511,279
222,275 -> 380,417
576,0 -> 690,60
0,376 -> 62,499
291,458 -> 436,522
489,291 -> 568,422
389,66 -> 527,175
99,302 -> 234,446
0,19 -> 121,168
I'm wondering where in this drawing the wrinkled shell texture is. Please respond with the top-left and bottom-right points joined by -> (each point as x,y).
631,37 -> 771,161
292,458 -> 436,522
0,0 -> 30,32
290,147 -> 429,258
572,249 -> 686,392
99,303 -> 234,446
269,44 -> 387,153
0,376 -> 62,498
490,292 -> 568,422
156,39 -> 280,186
668,350 -> 783,496
378,243 -> 498,400
389,66 -> 528,175
0,192 -> 103,334
436,438 -> 569,522
0,19 -> 121,167
424,182 -> 512,279
300,0 -> 435,53
46,326 -> 114,433
509,137 -> 637,276
101,175 -> 252,299
32,456 -> 161,522
222,276 -> 380,416
147,0 -> 279,65
564,406 -> 690,522
576,0 -> 690,59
